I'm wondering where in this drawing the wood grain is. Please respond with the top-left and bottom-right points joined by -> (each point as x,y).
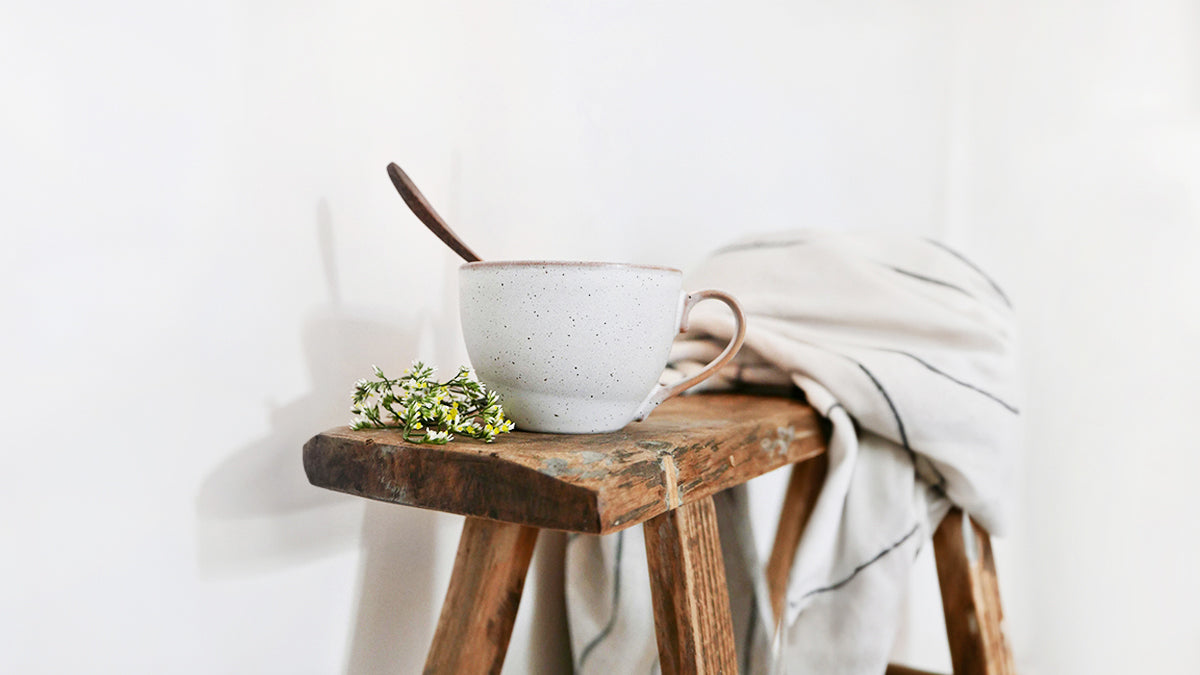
424,517 -> 538,675
643,495 -> 738,675
933,509 -> 1017,675
304,393 -> 826,534
765,453 -> 828,620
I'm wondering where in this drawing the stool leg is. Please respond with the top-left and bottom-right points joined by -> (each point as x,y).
643,495 -> 737,675
932,509 -> 1016,675
424,517 -> 539,675
766,454 -> 828,619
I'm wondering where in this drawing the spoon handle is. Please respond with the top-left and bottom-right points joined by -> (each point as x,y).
387,162 -> 482,263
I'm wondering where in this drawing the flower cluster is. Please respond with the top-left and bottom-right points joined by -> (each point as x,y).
349,362 -> 515,444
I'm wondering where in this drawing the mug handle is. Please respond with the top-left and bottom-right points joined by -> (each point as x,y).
632,289 -> 748,421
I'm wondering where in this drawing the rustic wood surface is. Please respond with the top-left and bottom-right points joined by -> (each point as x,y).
933,509 -> 1017,675
765,453 -> 828,620
643,495 -> 738,675
304,392 -> 826,534
423,516 -> 539,675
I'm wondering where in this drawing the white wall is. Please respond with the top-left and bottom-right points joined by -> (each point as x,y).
1,1 -> 1196,673
946,2 -> 1200,673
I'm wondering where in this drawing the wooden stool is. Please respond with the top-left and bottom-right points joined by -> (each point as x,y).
304,393 -> 1015,674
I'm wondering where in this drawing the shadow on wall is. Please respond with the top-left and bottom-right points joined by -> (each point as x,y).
193,200 -> 449,673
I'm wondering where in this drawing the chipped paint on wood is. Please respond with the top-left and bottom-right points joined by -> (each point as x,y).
660,453 -> 681,509
962,512 -> 979,563
539,457 -> 571,477
760,424 -> 813,456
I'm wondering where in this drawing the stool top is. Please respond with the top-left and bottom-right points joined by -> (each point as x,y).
303,392 -> 826,534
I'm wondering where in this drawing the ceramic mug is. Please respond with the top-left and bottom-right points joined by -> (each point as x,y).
459,261 -> 747,434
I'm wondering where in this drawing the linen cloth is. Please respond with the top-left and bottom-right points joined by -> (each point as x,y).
565,230 -> 1020,674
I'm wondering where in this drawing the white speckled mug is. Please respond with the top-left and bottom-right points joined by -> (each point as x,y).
459,261 -> 747,434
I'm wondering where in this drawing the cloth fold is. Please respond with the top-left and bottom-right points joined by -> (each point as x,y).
566,230 -> 1019,674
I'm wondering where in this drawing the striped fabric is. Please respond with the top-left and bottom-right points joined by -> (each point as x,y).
565,231 -> 1019,674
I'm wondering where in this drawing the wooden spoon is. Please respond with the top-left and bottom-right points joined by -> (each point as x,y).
386,162 -> 482,262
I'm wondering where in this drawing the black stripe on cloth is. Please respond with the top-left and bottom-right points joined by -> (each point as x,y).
856,363 -> 913,456
712,237 -> 809,257
855,362 -> 949,491
924,239 -> 1013,308
930,480 -> 948,499
880,348 -> 1019,414
886,265 -> 976,299
753,336 -> 948,489
798,522 -> 921,600
786,333 -> 1016,416
779,335 -> 928,480
577,529 -> 625,669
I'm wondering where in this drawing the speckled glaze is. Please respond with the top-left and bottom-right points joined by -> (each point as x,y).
459,261 -> 746,434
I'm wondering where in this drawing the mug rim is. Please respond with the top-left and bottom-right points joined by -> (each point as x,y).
460,260 -> 681,274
